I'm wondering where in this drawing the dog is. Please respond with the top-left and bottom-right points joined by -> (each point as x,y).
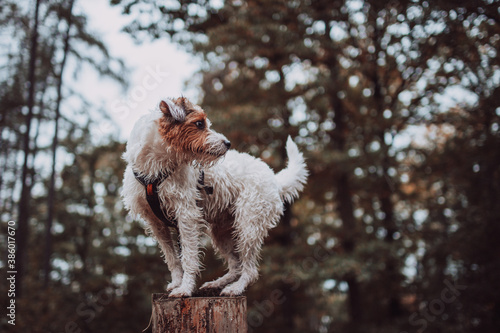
121,97 -> 308,296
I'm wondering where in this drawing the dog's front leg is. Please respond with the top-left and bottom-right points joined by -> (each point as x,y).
140,209 -> 184,291
168,211 -> 203,297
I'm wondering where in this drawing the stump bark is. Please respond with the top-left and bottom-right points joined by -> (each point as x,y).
152,294 -> 247,333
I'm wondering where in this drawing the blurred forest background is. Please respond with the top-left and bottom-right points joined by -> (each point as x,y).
1,0 -> 500,332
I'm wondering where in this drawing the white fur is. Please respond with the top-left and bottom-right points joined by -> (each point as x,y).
121,107 -> 308,296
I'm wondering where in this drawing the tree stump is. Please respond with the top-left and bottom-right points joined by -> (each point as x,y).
152,294 -> 247,333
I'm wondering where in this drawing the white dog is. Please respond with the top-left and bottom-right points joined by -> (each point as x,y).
121,97 -> 308,296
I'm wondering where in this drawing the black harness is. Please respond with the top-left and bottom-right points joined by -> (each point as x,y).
133,169 -> 213,230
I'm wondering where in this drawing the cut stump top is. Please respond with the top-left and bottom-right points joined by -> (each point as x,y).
152,293 -> 247,333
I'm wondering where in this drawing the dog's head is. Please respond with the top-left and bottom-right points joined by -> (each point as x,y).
158,98 -> 231,166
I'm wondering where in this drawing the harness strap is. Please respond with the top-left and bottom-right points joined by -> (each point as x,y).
134,170 -> 178,230
133,169 -> 213,230
197,170 -> 214,195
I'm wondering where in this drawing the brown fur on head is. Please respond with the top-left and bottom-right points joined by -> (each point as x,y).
158,98 -> 230,166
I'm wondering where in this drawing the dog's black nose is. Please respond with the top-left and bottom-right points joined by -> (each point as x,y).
224,140 -> 231,149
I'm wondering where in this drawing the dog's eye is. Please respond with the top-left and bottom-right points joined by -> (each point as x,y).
195,121 -> 205,130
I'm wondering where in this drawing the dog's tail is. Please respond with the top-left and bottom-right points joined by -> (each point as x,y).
275,136 -> 308,204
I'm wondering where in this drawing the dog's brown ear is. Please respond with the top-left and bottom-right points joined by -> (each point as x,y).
160,99 -> 185,122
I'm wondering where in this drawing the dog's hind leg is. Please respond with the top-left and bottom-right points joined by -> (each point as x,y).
220,239 -> 261,296
220,203 -> 269,296
201,221 -> 241,290
143,211 -> 183,291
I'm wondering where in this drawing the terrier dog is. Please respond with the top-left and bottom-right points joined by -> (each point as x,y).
121,97 -> 308,296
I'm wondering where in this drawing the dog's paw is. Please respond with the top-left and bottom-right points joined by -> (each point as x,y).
221,283 -> 245,297
169,286 -> 192,298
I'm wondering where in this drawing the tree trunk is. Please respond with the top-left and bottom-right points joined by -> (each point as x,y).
152,294 -> 247,333
17,0 -> 41,298
329,68 -> 363,327
276,81 -> 296,330
44,0 -> 75,288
